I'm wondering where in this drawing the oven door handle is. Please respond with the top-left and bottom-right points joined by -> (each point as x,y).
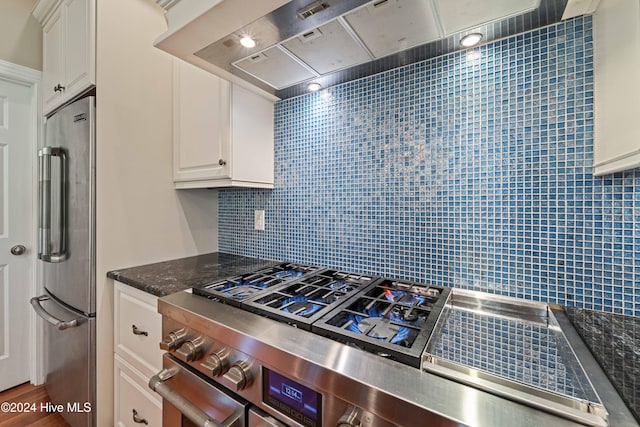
149,367 -> 242,427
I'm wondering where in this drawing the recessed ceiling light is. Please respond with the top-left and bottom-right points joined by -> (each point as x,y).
240,36 -> 256,48
460,33 -> 483,48
307,82 -> 322,92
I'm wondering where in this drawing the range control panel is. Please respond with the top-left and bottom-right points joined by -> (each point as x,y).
263,367 -> 322,427
159,315 -> 396,427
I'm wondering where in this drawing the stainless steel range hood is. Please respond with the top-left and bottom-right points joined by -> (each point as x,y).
155,0 -> 577,99
193,0 -> 453,91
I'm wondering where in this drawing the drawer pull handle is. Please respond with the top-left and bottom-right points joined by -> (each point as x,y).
132,324 -> 148,336
132,409 -> 148,425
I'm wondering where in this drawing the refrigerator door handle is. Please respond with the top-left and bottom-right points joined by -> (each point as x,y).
30,295 -> 79,330
38,147 -> 68,263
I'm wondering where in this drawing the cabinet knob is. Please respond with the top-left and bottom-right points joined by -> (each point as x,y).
53,84 -> 65,93
218,159 -> 226,166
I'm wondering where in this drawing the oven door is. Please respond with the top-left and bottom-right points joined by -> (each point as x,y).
149,354 -> 247,427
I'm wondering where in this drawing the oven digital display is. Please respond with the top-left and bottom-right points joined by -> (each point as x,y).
262,368 -> 322,427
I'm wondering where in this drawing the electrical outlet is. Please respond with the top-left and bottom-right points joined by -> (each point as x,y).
254,210 -> 265,231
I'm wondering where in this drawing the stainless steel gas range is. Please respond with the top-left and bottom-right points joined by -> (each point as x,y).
149,263 -> 613,427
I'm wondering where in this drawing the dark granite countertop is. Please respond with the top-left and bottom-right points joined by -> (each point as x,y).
107,252 -> 277,297
565,307 -> 640,423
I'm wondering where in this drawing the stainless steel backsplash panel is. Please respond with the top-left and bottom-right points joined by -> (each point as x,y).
423,289 -> 608,426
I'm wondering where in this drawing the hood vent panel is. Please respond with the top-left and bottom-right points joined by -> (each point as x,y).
234,46 -> 317,90
281,20 -> 372,75
435,0 -> 540,35
344,0 -> 441,59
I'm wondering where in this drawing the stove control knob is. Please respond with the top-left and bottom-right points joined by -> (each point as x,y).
175,336 -> 205,362
223,361 -> 252,391
159,328 -> 187,351
200,348 -> 230,377
337,405 -> 362,427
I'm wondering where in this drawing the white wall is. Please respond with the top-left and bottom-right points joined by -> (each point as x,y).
0,0 -> 42,70
95,0 -> 218,424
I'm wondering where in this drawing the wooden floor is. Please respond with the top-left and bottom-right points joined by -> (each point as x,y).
0,383 -> 70,427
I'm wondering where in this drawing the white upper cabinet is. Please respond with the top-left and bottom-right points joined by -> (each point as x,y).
173,60 -> 274,189
34,0 -> 96,115
63,0 -> 94,98
593,0 -> 640,175
42,6 -> 64,111
173,59 -> 230,183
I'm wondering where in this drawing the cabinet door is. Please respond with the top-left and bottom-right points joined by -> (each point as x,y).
63,0 -> 95,99
42,5 -> 64,113
231,84 -> 274,185
173,59 -> 231,183
114,355 -> 162,427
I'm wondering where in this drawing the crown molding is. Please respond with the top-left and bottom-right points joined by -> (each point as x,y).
32,0 -> 62,26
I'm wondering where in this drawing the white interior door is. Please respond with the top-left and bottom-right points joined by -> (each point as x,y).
0,77 -> 34,391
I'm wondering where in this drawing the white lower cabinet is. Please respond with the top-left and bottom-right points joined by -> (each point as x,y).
115,355 -> 162,427
114,282 -> 163,425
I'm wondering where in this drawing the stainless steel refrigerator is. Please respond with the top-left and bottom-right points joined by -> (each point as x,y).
30,96 -> 96,427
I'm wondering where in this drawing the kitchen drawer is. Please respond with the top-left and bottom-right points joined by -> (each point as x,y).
114,354 -> 162,427
115,281 -> 162,378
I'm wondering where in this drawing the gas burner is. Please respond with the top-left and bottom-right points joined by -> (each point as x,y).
329,282 -> 357,293
243,269 -> 381,330
193,263 -> 320,306
224,286 -> 265,300
358,317 -> 396,338
381,286 -> 440,308
338,304 -> 422,348
395,305 -> 419,322
313,279 -> 451,367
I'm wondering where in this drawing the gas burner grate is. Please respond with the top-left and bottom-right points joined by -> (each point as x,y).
325,299 -> 428,348
312,279 -> 451,367
193,265 -> 452,368
243,269 -> 381,330
193,263 -> 320,307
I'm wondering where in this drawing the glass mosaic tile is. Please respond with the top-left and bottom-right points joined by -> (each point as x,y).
218,16 -> 639,317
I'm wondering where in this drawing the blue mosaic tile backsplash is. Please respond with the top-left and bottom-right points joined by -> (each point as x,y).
219,16 -> 640,317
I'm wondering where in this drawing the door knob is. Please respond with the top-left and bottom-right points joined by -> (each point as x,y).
10,245 -> 26,255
